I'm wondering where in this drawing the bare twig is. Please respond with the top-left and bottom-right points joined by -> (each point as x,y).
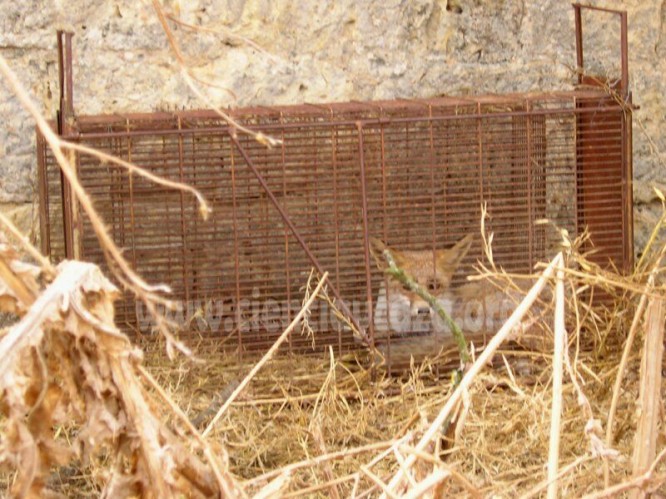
520,455 -> 595,499
61,141 -> 211,220
605,239 -> 666,484
165,13 -> 282,64
202,271 -> 329,437
0,52 -> 199,357
151,0 -> 282,148
245,440 -> 396,489
0,212 -> 55,276
137,365 -> 239,497
584,448 -> 666,499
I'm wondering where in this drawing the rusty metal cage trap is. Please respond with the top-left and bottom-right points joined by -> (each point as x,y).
38,5 -> 633,363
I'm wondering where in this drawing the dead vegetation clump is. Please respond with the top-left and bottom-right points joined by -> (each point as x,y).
0,236 -> 242,497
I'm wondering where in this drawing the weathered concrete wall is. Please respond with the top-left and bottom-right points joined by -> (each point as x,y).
0,0 -> 663,252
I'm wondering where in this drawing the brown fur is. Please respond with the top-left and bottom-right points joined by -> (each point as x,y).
369,235 -> 473,317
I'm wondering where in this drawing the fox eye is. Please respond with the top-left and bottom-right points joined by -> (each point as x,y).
426,279 -> 442,293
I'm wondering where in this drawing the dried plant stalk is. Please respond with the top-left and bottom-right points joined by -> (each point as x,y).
629,297 -> 665,498
381,253 -> 563,496
0,245 -> 239,497
201,271 -> 329,437
547,264 -> 566,499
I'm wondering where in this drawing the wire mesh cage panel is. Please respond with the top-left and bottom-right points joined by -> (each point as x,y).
38,91 -> 632,359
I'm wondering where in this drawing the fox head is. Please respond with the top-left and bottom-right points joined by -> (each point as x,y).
370,235 -> 474,318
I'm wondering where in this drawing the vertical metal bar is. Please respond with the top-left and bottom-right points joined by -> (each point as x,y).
427,109 -> 444,375
443,114 -> 450,245
190,131 -> 200,307
36,129 -> 51,256
356,123 -> 376,351
229,135 -> 243,361
126,121 -> 137,279
125,121 -> 138,328
622,102 -> 634,272
280,125 -> 292,354
573,4 -> 583,85
331,123 -> 343,354
526,101 -> 534,270
477,102 -> 485,218
160,135 -> 173,310
379,126 -> 388,246
572,97 -> 579,241
57,31 -> 74,129
177,118 -> 191,310
56,31 -> 82,261
620,11 -> 629,97
428,105 -> 436,262
312,124 -> 321,348
378,122 -> 390,371
229,132 -> 370,347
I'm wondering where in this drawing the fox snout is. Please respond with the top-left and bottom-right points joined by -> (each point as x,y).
410,298 -> 432,319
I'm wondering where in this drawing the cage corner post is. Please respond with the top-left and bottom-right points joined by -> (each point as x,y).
57,30 -> 82,261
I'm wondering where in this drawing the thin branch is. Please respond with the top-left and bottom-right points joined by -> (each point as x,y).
0,52 -> 202,357
0,212 -> 55,276
137,365 -> 239,497
546,263 -> 566,498
151,0 -> 282,148
202,271 -> 329,437
165,13 -> 282,64
584,448 -> 666,499
61,141 -> 211,220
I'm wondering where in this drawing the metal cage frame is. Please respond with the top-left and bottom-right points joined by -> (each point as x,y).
38,4 -> 633,365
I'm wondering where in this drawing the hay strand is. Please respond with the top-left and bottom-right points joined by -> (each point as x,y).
546,262 -> 567,498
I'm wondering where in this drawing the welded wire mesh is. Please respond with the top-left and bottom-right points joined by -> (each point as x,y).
38,91 -> 632,359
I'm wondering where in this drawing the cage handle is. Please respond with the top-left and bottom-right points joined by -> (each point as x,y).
573,3 -> 628,97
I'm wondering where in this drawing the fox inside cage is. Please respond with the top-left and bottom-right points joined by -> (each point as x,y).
39,6 -> 633,368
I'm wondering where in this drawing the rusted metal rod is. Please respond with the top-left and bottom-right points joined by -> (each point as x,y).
573,3 -> 629,97
356,122 -> 376,348
58,101 -> 624,141
229,132 -> 370,347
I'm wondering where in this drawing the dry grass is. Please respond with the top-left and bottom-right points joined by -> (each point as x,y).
137,257 -> 664,497
0,187 -> 664,496
156,214 -> 666,497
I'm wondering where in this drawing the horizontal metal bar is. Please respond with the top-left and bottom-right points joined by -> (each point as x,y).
60,100 -> 624,140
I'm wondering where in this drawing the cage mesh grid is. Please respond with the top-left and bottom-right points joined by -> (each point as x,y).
38,92 -> 632,357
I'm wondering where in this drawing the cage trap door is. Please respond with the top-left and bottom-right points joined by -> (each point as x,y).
574,4 -> 633,272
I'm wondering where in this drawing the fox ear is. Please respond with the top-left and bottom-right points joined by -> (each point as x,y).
436,234 -> 473,271
369,238 -> 403,270
369,237 -> 389,269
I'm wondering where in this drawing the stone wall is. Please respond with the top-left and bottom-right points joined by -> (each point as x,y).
0,0 -> 663,252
